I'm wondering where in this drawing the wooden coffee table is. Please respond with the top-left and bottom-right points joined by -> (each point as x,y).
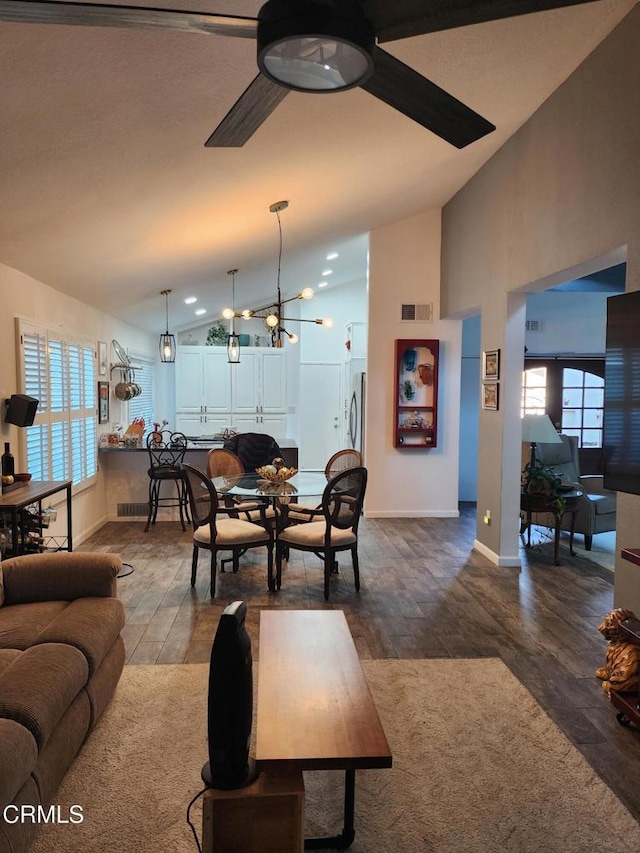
256,610 -> 392,849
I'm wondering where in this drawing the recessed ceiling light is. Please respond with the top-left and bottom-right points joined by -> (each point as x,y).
326,252 -> 338,260
195,308 -> 206,316
184,296 -> 197,305
318,281 -> 328,288
321,269 -> 333,276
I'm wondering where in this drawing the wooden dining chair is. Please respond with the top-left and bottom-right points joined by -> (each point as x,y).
182,463 -> 275,597
286,449 -> 363,524
207,447 -> 278,528
276,466 -> 368,600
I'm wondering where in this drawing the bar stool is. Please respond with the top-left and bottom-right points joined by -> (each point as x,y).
144,430 -> 190,532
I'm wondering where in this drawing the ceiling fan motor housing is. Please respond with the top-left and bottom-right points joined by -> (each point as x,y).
257,0 -> 375,92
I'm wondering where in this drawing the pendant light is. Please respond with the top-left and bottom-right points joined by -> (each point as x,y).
159,289 -> 176,363
221,201 -> 332,347
226,269 -> 240,364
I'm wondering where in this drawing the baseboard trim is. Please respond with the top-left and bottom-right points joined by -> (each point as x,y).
473,538 -> 521,568
365,510 -> 460,519
75,516 -> 108,546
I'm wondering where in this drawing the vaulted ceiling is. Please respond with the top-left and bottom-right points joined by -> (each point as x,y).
0,0 -> 635,333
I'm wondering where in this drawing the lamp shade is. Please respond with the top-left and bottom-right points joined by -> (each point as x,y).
521,414 -> 561,445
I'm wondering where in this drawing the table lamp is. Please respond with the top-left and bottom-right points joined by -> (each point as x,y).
521,414 -> 562,477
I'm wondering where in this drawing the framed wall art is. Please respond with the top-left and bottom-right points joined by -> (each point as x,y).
482,382 -> 499,411
98,381 -> 110,424
482,348 -> 500,381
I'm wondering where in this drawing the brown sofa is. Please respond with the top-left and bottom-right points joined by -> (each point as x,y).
0,552 -> 125,853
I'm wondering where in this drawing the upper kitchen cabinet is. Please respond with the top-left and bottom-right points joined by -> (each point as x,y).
175,348 -> 231,413
231,350 -> 287,414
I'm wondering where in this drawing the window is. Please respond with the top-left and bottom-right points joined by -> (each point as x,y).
522,357 -> 605,474
126,351 -> 155,436
560,367 -> 604,449
18,320 -> 97,490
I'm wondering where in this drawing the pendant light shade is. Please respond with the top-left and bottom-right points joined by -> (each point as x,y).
159,289 -> 176,363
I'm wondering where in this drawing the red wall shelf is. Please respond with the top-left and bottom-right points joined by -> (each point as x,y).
393,339 -> 439,449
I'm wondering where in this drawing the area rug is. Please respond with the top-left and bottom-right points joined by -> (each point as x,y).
31,659 -> 640,853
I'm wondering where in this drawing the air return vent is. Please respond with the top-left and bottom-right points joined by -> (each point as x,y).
525,319 -> 543,332
117,502 -> 149,517
400,302 -> 433,322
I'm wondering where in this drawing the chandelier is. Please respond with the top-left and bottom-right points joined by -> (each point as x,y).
222,201 -> 333,356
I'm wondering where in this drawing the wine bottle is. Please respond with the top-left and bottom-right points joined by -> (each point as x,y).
2,442 -> 14,477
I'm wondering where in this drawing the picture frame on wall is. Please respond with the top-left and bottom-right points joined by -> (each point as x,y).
98,341 -> 108,377
482,382 -> 499,411
482,348 -> 500,381
98,381 -> 109,424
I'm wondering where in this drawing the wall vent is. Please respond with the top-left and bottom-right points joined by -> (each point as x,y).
525,319 -> 543,332
400,302 -> 433,322
117,502 -> 149,517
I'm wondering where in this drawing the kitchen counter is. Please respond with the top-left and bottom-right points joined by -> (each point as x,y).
99,439 -> 298,522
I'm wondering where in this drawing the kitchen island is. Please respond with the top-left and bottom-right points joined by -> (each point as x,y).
99,439 -> 298,522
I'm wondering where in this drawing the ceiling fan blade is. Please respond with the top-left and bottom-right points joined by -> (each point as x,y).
205,74 -> 288,148
359,0 -> 601,43
0,1 -> 258,38
361,46 -> 495,148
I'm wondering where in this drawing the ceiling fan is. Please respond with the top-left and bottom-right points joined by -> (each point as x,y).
0,0 -> 601,148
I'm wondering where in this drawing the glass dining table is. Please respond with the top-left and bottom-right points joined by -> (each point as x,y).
211,471 -> 329,530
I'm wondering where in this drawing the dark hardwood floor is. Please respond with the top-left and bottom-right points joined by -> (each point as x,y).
79,506 -> 640,823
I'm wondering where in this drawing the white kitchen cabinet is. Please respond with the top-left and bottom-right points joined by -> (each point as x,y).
175,347 -> 231,413
176,413 -> 232,437
231,350 -> 286,414
176,346 -> 287,436
231,412 -> 288,438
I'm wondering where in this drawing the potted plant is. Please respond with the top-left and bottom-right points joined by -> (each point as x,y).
522,458 -> 566,517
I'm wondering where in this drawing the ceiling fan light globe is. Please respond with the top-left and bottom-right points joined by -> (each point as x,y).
257,0 -> 374,93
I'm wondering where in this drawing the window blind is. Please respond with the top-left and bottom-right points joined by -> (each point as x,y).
17,320 -> 97,489
127,351 -> 156,436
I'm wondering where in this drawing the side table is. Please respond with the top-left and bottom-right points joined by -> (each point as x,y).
520,488 -> 582,565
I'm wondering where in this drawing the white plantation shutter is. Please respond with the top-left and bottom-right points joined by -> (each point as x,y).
127,352 -> 155,436
17,320 -> 97,490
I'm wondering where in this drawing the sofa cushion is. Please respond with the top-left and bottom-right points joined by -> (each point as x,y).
0,601 -> 68,650
0,643 -> 88,749
33,597 -> 125,676
0,648 -> 22,676
0,717 -> 38,807
588,492 -> 617,515
0,551 -> 121,606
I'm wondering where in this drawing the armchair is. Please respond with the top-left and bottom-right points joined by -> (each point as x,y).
535,434 -> 616,550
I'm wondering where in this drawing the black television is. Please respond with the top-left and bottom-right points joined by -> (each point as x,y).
603,289 -> 640,495
202,600 -> 258,790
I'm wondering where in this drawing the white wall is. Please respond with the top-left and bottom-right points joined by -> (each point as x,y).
366,210 -> 460,517
459,315 -> 480,501
525,290 -> 611,354
0,262 -> 156,545
441,7 -> 640,594
299,279 -> 367,363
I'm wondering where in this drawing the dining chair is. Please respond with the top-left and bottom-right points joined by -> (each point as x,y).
207,447 -> 278,528
182,464 -> 274,597
144,429 -> 190,532
276,466 -> 368,600
223,432 -> 282,471
286,448 -> 363,524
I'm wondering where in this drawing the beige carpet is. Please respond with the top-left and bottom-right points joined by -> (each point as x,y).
32,659 -> 640,853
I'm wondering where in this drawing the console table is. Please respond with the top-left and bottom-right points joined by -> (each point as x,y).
256,610 -> 392,850
0,480 -> 72,558
520,488 -> 582,565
